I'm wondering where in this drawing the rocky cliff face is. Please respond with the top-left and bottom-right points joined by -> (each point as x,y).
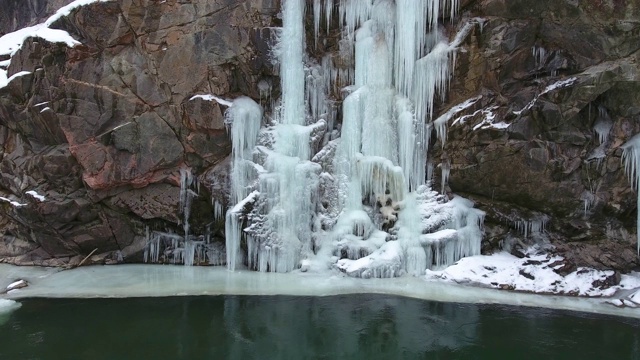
0,0 -> 638,271
432,0 -> 640,271
0,0 -> 279,265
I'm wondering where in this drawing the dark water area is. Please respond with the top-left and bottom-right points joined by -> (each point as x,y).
0,295 -> 639,359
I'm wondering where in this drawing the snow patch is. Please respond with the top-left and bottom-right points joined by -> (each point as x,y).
0,197 -> 26,207
25,191 -> 46,202
189,94 -> 234,107
0,0 -> 110,89
426,251 -> 633,298
513,77 -> 577,116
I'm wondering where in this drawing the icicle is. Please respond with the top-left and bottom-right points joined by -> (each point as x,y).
226,96 -> 263,204
593,106 -> 613,144
393,0 -> 429,97
213,200 -> 224,221
325,0 -> 334,33
621,134 -> 640,254
355,154 -> 405,204
581,191 -> 595,217
224,95 -> 262,270
441,160 -> 451,194
280,0 -> 306,126
414,21 -> 474,124
397,191 -> 427,275
179,168 -> 193,215
339,0 -> 373,36
532,46 -> 547,68
184,240 -> 196,266
225,190 -> 260,270
313,0 -> 322,48
143,226 -> 150,263
396,97 -> 416,191
359,28 -> 397,163
354,21 -> 375,88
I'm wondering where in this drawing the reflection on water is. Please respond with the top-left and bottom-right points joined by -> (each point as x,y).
222,296 -> 479,358
0,295 -> 638,359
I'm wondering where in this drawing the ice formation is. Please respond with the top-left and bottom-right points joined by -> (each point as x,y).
593,106 -> 613,145
219,0 -> 485,277
141,167 -> 226,266
621,133 -> 640,254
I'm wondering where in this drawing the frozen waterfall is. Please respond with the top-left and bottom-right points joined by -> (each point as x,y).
222,0 -> 485,277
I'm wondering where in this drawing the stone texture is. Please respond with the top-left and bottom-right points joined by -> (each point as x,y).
0,0 -> 278,265
431,0 -> 640,271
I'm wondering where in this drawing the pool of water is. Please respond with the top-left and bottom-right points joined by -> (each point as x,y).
1,295 -> 638,359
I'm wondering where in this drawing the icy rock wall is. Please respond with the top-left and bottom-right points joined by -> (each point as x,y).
223,0 -> 485,277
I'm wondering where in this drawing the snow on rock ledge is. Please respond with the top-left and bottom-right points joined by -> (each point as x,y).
336,241 -> 404,279
426,249 -> 639,298
0,0 -> 111,89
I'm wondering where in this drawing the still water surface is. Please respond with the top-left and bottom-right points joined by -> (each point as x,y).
1,295 -> 638,359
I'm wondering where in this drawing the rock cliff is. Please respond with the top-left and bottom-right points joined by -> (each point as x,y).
433,0 -> 640,271
0,0 -> 279,265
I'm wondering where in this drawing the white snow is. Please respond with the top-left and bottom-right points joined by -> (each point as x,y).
189,94 -> 233,107
425,251 -> 635,298
0,27 -> 79,58
336,241 -> 404,278
1,70 -> 31,89
25,190 -> 46,202
513,77 -> 577,116
0,0 -> 110,89
435,96 -> 481,133
0,197 -> 26,207
6,280 -> 27,291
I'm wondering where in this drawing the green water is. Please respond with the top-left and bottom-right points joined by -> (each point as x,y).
0,295 -> 638,359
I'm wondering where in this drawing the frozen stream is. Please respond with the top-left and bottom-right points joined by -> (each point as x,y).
1,264 -> 639,319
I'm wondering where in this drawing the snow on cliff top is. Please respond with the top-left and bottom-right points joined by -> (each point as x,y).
0,0 -> 111,88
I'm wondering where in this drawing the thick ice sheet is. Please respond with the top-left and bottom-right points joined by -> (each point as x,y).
1,264 -> 639,319
0,299 -> 21,313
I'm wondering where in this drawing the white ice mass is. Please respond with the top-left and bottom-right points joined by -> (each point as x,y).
218,0 -> 484,277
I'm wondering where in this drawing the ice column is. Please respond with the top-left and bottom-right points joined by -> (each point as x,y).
248,0 -> 322,272
225,97 -> 263,270
226,97 -> 263,204
621,133 -> 640,254
281,0 -> 306,126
